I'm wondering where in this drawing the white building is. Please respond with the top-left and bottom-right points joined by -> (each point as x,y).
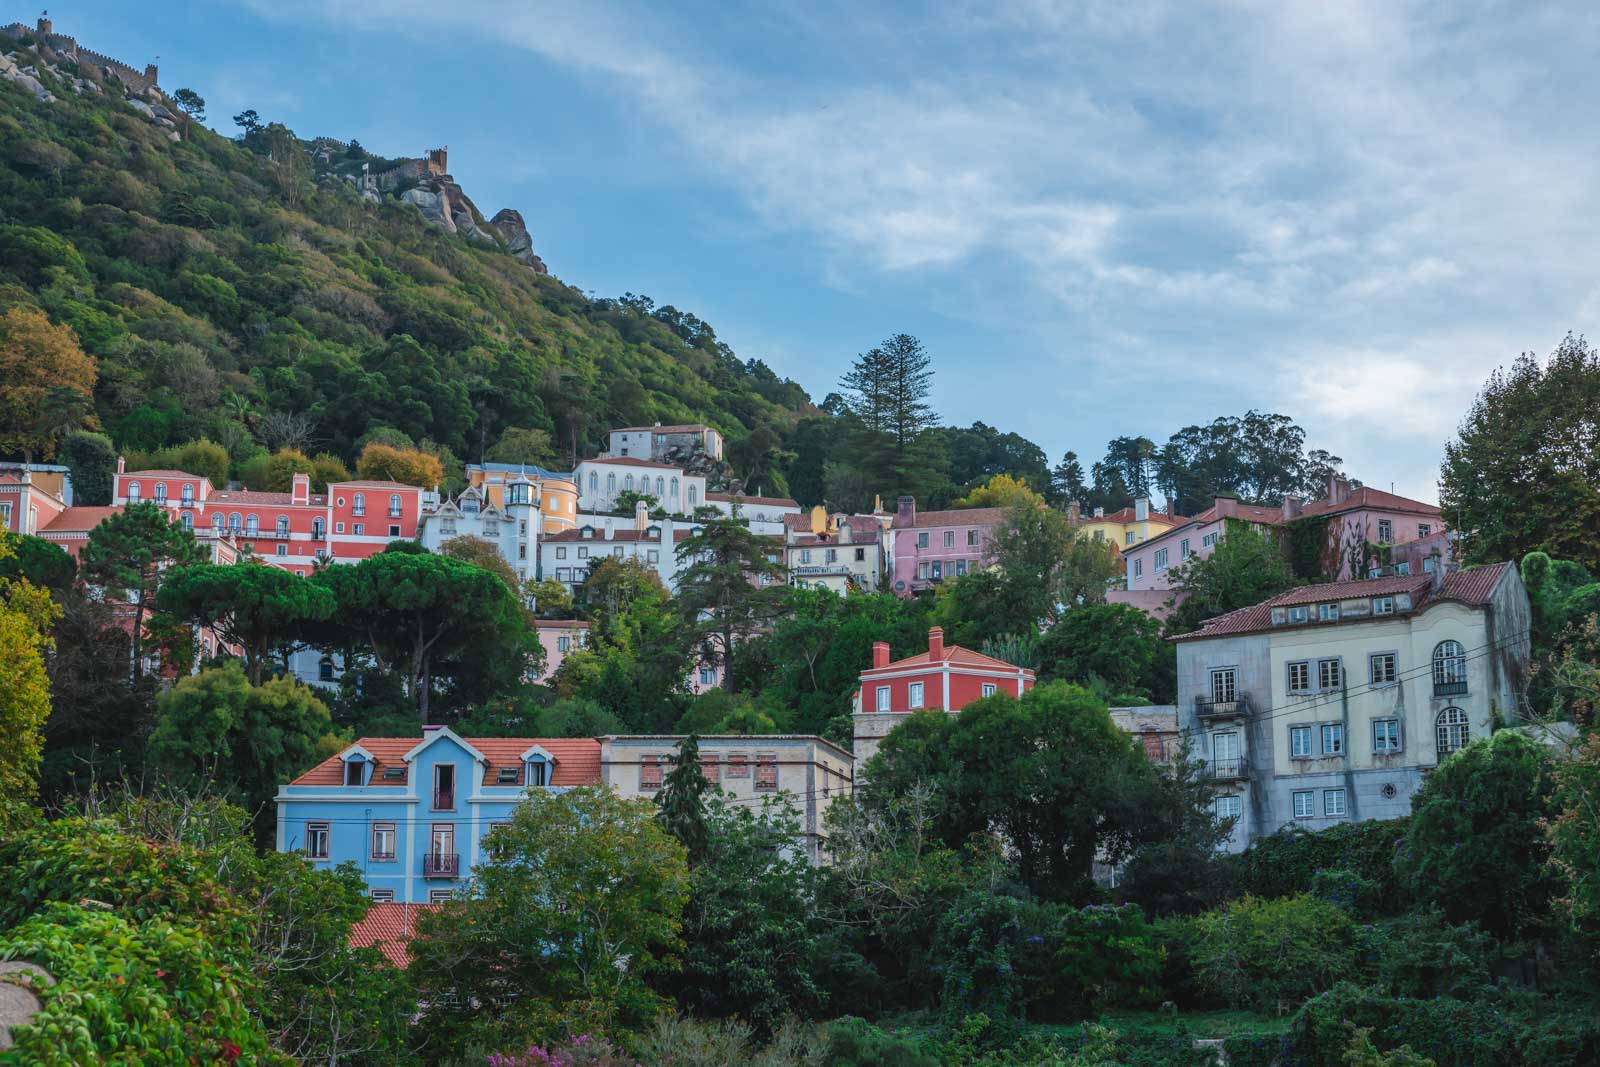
1173,563 -> 1531,853
705,491 -> 801,536
418,480 -> 543,584
575,457 -> 707,514
783,506 -> 892,593
606,422 -> 724,462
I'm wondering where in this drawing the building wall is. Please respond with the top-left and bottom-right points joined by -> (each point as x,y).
607,427 -> 724,461
534,622 -> 589,680
1126,519 -> 1225,591
1175,632 -> 1276,851
891,522 -> 994,595
575,460 -> 706,514
853,662 -> 1034,769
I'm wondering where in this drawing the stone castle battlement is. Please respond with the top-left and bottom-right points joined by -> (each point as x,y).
2,16 -> 159,93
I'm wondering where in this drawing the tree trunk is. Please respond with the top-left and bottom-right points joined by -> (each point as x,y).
130,580 -> 147,682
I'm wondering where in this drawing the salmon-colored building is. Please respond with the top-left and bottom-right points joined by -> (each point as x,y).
852,626 -> 1035,771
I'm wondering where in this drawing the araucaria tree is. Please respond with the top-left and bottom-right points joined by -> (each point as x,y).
832,333 -> 945,507
673,509 -> 787,691
80,503 -> 206,679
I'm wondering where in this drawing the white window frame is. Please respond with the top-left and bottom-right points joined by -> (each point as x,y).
1154,547 -> 1169,571
1320,723 -> 1344,756
1317,658 -> 1342,691
1289,725 -> 1313,758
1373,718 -> 1401,754
371,821 -> 395,860
876,685 -> 891,712
981,683 -> 997,697
305,821 -> 330,860
908,681 -> 925,709
1372,596 -> 1395,615
1317,602 -> 1339,622
1292,790 -> 1315,818
1287,661 -> 1311,694
1324,788 -> 1347,817
1369,652 -> 1397,685
1288,605 -> 1308,623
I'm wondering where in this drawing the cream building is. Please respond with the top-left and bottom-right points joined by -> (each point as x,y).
784,506 -> 892,593
1173,563 -> 1530,852
598,734 -> 854,864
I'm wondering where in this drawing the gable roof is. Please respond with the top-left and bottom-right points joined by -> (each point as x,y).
40,506 -> 123,532
1087,506 -> 1188,525
207,489 -> 328,506
897,506 -> 1009,529
863,642 -> 1036,677
705,492 -> 800,508
1295,486 -> 1442,520
1172,562 -> 1511,642
121,469 -> 203,480
582,456 -> 681,470
288,736 -> 602,787
349,903 -> 439,967
614,423 -> 713,434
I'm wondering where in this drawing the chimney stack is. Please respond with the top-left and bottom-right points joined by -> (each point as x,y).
1066,499 -> 1081,526
927,626 -> 945,661
872,641 -> 890,669
1326,474 -> 1351,506
1282,495 -> 1303,522
116,455 -> 126,474
603,521 -> 614,540
895,495 -> 916,529
1135,497 -> 1150,522
634,498 -> 649,531
292,471 -> 311,505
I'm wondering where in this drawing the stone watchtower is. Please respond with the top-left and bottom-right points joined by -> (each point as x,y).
425,147 -> 449,177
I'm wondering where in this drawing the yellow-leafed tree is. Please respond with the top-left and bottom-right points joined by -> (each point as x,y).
0,306 -> 97,463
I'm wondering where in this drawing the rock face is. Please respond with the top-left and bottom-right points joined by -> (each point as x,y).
488,208 -> 549,274
378,160 -> 549,273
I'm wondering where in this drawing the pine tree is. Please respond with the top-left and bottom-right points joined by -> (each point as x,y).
673,507 -> 787,690
1050,450 -> 1089,504
657,734 -> 711,862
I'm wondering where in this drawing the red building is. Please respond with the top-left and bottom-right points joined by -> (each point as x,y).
110,459 -> 429,575
852,626 -> 1035,769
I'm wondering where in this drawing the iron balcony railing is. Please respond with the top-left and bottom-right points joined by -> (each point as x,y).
1206,757 -> 1249,781
422,853 -> 459,878
1195,694 -> 1253,720
432,790 -> 455,810
1432,680 -> 1468,698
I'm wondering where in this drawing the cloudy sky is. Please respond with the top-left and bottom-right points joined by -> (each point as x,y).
61,1 -> 1600,500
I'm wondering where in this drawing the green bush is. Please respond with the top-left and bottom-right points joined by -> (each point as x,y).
1222,819 -> 1409,906
1190,895 -> 1359,1011
1019,902 -> 1167,1021
1364,907 -> 1495,1000
1308,867 -> 1381,919
824,1017 -> 940,1067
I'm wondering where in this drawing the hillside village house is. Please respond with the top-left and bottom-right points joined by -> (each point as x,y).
607,422 -> 724,462
784,506 -> 892,593
600,734 -> 853,864
890,496 -> 1007,595
704,491 -> 802,535
854,627 -> 1036,770
1172,563 -> 1530,852
276,728 -> 602,903
1072,498 -> 1187,550
0,463 -> 73,536
1124,477 -> 1447,593
533,619 -> 590,680
575,456 -> 707,514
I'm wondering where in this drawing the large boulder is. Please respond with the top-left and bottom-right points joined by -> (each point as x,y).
400,186 -> 455,232
489,208 -> 549,273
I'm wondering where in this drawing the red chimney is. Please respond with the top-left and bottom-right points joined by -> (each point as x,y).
927,627 -> 945,661
872,641 -> 890,669
895,495 -> 916,528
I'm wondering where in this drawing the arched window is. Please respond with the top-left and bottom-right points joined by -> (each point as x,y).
228,513 -> 243,535
180,511 -> 193,532
154,483 -> 167,504
1432,640 -> 1466,694
688,484 -> 698,507
245,514 -> 260,536
353,492 -> 366,516
1436,707 -> 1470,755
212,514 -> 225,535
127,482 -> 141,503
276,515 -> 290,537
607,473 -> 616,495
181,483 -> 195,504
319,656 -> 336,682
670,478 -> 679,503
389,494 -> 402,517
655,476 -> 664,496
589,471 -> 598,491
312,518 -> 326,540
624,474 -> 634,492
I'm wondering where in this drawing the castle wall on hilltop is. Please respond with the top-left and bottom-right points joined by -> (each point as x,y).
1,16 -> 159,92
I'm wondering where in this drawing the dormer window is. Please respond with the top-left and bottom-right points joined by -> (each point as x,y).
1317,603 -> 1339,622
581,526 -> 594,539
1288,605 -> 1309,624
527,759 -> 549,788
343,755 -> 366,786
496,767 -> 519,784
1372,596 -> 1395,615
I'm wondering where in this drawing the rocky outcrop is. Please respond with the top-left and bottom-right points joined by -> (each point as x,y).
377,160 -> 549,273
488,209 -> 548,274
1,32 -> 176,138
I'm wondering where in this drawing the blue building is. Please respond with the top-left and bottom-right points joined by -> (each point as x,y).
274,727 -> 602,903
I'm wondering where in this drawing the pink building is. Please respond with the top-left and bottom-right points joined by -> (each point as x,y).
0,465 -> 71,536
533,619 -> 589,680
110,459 -> 428,575
889,496 -> 1007,596
1122,476 -> 1447,592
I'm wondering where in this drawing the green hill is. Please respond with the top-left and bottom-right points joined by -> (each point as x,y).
0,29 -> 815,486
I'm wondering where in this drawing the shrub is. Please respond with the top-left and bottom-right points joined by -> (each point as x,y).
1018,902 -> 1167,1021
824,1017 -> 940,1067
1222,819 -> 1408,906
1309,867 -> 1382,919
1190,895 -> 1358,1011
1364,907 -> 1494,1000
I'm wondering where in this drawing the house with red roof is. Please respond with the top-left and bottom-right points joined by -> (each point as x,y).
1171,562 -> 1530,852
275,727 -> 603,904
853,626 -> 1036,770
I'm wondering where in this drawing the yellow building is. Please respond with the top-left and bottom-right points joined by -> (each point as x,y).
1074,497 -> 1186,550
465,463 -> 578,534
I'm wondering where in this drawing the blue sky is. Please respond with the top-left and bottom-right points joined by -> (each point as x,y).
44,1 -> 1600,501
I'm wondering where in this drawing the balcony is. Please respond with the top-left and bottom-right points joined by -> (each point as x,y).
1195,694 -> 1253,721
1206,757 -> 1249,782
432,790 -> 455,811
1432,680 -> 1468,698
389,507 -> 404,518
422,853 -> 459,879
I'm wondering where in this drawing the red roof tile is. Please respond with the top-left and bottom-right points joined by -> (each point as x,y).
543,527 -> 666,542
1088,506 -> 1188,525
289,736 -> 603,788
585,456 -> 681,470
614,423 -> 713,434
898,506 -> 1010,529
209,489 -> 327,506
123,469 -> 203,479
40,506 -> 124,532
533,619 -> 590,630
349,902 -> 438,967
863,642 -> 1036,676
705,492 -> 800,508
1295,486 -> 1442,519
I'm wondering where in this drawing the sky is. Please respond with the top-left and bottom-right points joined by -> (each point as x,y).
41,1 -> 1600,502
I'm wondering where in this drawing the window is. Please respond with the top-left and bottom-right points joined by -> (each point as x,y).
1369,652 -> 1397,685
640,755 -> 662,791
1324,788 -> 1347,817
429,889 -> 454,904
1180,538 -> 1191,559
336,522 -> 345,534
1317,602 -> 1339,622
344,759 -> 364,786
1154,547 -> 1169,571
826,548 -> 838,563
918,562 -> 930,580
612,546 -> 623,557
624,474 -> 634,492
181,483 -> 195,505
1372,596 -> 1395,615
557,636 -> 572,653
982,683 -> 997,697
800,549 -> 812,564
389,525 -> 401,537
154,483 -> 167,504
229,513 -> 242,535
930,560 -> 942,581
1288,605 -> 1309,623
876,685 -> 891,712
917,532 -> 929,548
1377,519 -> 1392,543
305,822 -> 330,860
1214,794 -> 1241,823
1133,559 -> 1143,578
699,666 -> 716,685
371,822 -> 395,860
1210,668 -> 1236,704
1432,641 -> 1467,694
1436,707 -> 1470,755
1423,557 -> 1438,574
1125,531 -> 1135,545
727,754 -> 749,778
519,544 -> 527,560
319,656 -> 335,681
526,759 -> 548,787
1290,725 -> 1313,757
943,530 -> 955,547
369,889 -> 395,903
1373,718 -> 1401,753
687,485 -> 697,507
1418,523 -> 1431,537
1318,659 -> 1342,690
755,755 -> 777,792
389,494 -> 402,517
353,524 -> 364,536
1293,790 -> 1315,818
1287,661 -> 1311,694
967,530 -> 978,546
127,481 -> 141,503
577,547 -> 588,559
955,559 -> 968,576
556,547 -> 567,559
1394,561 -> 1410,575
433,764 -> 455,809
312,518 -> 325,540
1202,532 -> 1218,548
275,515 -> 289,538
182,512 -> 194,532
1321,723 -> 1344,756
908,682 -> 925,709
0,502 -> 11,529
353,493 -> 366,515
212,513 -> 225,535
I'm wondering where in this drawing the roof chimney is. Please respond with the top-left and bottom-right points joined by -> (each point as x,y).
292,471 -> 311,505
1327,474 -> 1350,506
634,498 -> 649,531
117,455 -> 126,474
1135,497 -> 1150,522
1093,506 -> 1104,518
872,641 -> 890,669
927,626 -> 945,661
1282,494 -> 1303,521
895,495 -> 916,529
603,520 -> 614,540
1066,499 -> 1081,526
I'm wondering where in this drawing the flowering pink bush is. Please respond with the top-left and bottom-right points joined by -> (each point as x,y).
487,1034 -> 641,1067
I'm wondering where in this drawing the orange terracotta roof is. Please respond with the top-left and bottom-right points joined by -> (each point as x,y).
1088,506 -> 1188,525
614,423 -> 713,434
863,643 -> 1036,676
350,903 -> 438,966
1173,562 -> 1511,642
288,736 -> 603,788
544,527 -> 667,542
898,506 -> 1010,529
1296,487 -> 1443,519
209,489 -> 328,506
331,480 -> 423,490
122,469 -> 202,479
705,492 -> 800,508
40,506 -> 123,532
533,619 -> 590,630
